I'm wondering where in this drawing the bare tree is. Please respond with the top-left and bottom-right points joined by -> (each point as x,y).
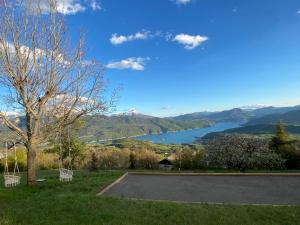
0,0 -> 113,185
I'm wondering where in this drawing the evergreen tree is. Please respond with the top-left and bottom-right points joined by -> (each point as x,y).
270,120 -> 289,147
270,121 -> 299,168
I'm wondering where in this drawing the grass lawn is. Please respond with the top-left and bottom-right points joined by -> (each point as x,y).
0,170 -> 300,225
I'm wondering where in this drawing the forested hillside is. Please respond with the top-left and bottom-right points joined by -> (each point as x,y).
78,114 -> 213,142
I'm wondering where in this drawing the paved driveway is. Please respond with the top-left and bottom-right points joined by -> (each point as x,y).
102,174 -> 300,205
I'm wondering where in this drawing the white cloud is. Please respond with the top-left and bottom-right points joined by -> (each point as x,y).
174,0 -> 192,5
165,32 -> 173,41
110,31 -> 152,45
173,33 -> 208,50
89,0 -> 102,11
3,111 -> 24,118
17,0 -> 102,15
106,57 -> 149,71
1,41 -> 70,65
56,0 -> 86,15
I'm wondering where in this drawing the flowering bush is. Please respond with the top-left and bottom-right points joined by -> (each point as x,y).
206,135 -> 285,170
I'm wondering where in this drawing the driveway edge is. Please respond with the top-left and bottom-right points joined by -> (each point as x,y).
128,172 -> 300,176
97,172 -> 128,196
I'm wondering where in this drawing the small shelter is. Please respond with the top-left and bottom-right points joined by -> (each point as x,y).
158,158 -> 174,170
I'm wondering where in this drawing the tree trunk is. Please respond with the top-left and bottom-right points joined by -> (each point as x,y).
27,140 -> 38,186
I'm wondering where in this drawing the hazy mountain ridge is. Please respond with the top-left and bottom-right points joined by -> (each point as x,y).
198,108 -> 300,142
171,105 -> 300,123
249,105 -> 300,117
170,108 -> 249,122
245,110 -> 300,126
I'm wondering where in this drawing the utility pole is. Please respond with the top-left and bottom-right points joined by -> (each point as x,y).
179,148 -> 182,172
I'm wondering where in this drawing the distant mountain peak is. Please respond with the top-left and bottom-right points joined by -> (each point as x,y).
240,104 -> 269,111
112,108 -> 140,117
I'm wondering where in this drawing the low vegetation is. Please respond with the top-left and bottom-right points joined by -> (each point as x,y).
205,135 -> 285,171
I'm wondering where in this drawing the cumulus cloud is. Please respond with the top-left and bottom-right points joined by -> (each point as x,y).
110,31 -> 153,45
55,0 -> 86,15
173,33 -> 208,50
174,0 -> 192,5
0,41 -> 70,66
106,57 -> 150,71
17,0 -> 102,15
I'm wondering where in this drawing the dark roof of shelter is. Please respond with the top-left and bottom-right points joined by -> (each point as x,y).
159,158 -> 174,165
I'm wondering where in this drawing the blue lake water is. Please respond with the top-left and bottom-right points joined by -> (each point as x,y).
133,122 -> 241,144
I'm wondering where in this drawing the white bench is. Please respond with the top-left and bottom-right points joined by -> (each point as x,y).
59,168 -> 73,182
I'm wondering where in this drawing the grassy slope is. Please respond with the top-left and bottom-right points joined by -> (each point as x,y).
1,170 -> 300,225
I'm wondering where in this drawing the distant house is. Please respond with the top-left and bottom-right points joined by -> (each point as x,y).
158,158 -> 174,170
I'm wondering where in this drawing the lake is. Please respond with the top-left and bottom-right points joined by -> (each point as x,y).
133,122 -> 241,144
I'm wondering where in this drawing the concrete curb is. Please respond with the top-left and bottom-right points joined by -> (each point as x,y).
128,172 -> 300,176
96,172 -> 128,196
125,197 -> 296,207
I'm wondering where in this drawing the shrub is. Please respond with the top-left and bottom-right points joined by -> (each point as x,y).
92,148 -> 130,169
46,136 -> 87,169
135,149 -> 159,169
206,135 -> 285,170
37,152 -> 59,170
0,148 -> 27,172
88,151 -> 98,171
286,141 -> 300,169
129,151 -> 136,169
174,147 -> 195,170
173,147 -> 206,170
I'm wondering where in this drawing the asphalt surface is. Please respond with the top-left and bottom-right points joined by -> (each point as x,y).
102,174 -> 300,205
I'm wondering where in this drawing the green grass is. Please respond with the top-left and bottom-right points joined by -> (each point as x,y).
1,170 -> 300,225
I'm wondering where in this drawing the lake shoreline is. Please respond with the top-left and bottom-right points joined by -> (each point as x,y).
133,122 -> 241,145
91,124 -> 214,144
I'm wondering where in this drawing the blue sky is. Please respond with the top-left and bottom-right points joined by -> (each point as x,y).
36,0 -> 300,116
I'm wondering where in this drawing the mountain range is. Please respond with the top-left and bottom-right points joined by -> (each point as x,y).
1,104 -> 300,143
171,108 -> 249,123
171,105 -> 300,123
245,110 -> 300,126
81,105 -> 300,142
